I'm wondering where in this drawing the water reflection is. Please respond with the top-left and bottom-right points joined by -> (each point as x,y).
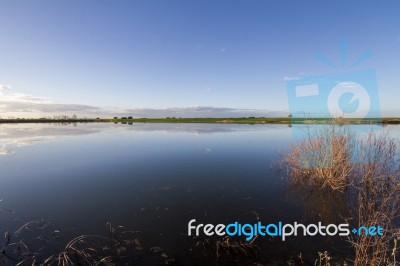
284,182 -> 352,224
0,123 -> 398,264
0,123 -> 288,155
0,123 -> 101,155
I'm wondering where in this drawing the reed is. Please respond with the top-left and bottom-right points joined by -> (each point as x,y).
283,124 -> 400,265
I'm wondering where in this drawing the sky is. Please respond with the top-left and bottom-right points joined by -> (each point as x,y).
0,0 -> 399,118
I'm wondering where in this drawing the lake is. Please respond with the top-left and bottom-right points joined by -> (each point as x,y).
0,123 -> 398,265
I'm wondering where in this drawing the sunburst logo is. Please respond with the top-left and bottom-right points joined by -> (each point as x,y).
286,40 -> 381,119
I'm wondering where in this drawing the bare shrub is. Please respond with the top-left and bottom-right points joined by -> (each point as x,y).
349,132 -> 400,266
283,124 -> 355,190
283,124 -> 400,265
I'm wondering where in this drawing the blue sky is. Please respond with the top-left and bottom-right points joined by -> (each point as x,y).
0,1 -> 399,118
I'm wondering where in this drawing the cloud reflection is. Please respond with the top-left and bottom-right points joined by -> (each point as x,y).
0,123 -> 286,156
0,123 -> 101,156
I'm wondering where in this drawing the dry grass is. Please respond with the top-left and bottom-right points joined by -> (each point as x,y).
283,124 -> 400,265
193,235 -> 258,261
42,235 -> 117,266
349,132 -> 400,266
0,219 -> 172,265
283,124 -> 355,190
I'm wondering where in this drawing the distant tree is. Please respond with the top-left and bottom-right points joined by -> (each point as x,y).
113,117 -> 118,119
128,116 -> 133,119
336,116 -> 345,124
288,114 -> 293,118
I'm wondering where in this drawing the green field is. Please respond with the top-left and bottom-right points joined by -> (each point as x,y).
1,117 -> 400,124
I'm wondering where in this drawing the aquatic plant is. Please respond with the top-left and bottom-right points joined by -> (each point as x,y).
283,122 -> 400,265
283,123 -> 356,190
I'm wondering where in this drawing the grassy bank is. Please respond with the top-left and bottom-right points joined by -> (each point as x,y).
1,117 -> 400,124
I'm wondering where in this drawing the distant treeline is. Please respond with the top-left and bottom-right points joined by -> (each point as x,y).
0,117 -> 400,124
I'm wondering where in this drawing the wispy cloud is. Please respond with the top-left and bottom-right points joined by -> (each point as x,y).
0,101 -> 101,113
2,93 -> 52,103
1,85 -> 49,103
0,84 -> 11,94
0,84 -> 287,118
283,72 -> 308,81
283,76 -> 300,81
123,106 -> 286,118
0,85 -> 100,117
220,48 -> 227,53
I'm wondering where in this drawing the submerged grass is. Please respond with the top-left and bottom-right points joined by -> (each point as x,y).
282,120 -> 400,265
2,117 -> 400,125
0,218 -> 263,265
283,123 -> 356,190
0,219 -> 175,265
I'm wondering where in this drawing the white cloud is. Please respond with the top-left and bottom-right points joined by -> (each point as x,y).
0,101 -> 100,113
4,93 -> 51,103
0,84 -> 11,94
283,76 -> 300,81
220,48 -> 226,52
205,86 -> 213,93
283,72 -> 309,81
0,83 -> 100,117
0,84 -> 287,118
0,84 -> 51,103
123,106 -> 286,118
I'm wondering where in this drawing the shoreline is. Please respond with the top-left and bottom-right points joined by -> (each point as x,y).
1,117 -> 400,124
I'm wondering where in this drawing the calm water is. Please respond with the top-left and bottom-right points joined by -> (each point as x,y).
0,123 -> 398,265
